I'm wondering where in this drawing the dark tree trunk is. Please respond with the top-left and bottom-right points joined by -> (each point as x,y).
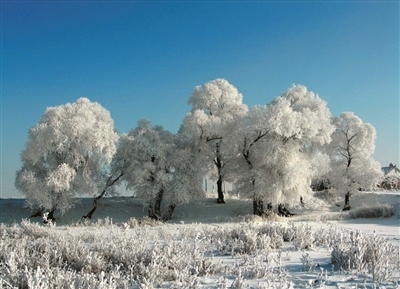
154,189 -> 164,219
250,178 -> 264,216
147,201 -> 157,220
253,198 -> 264,216
147,189 -> 164,220
82,171 -> 124,220
216,175 -> 225,204
342,192 -> 351,211
82,193 -> 105,220
29,208 -> 44,218
278,203 -> 295,217
162,204 -> 176,222
214,142 -> 226,204
48,208 -> 56,222
43,208 -> 56,224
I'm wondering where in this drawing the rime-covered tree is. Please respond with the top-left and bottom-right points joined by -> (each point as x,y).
235,85 -> 334,215
163,132 -> 206,220
15,98 -> 118,221
116,120 -> 203,221
116,120 -> 174,220
327,112 -> 383,210
181,78 -> 248,203
82,136 -> 130,219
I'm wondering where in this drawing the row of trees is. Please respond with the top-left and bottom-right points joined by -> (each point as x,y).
15,79 -> 383,221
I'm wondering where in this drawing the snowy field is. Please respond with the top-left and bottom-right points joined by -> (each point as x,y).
1,191 -> 399,288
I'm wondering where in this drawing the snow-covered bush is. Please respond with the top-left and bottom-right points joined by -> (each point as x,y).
331,231 -> 399,282
123,216 -> 165,228
379,175 -> 400,190
1,219 -> 398,288
258,223 -> 285,249
288,222 -> 316,250
210,224 -> 273,256
300,253 -> 316,272
349,203 -> 394,218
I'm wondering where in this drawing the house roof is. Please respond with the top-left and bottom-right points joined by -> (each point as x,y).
382,164 -> 400,176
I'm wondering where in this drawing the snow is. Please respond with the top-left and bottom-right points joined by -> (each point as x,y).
1,191 -> 399,288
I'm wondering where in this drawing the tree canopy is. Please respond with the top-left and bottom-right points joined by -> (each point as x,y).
326,112 -> 383,210
15,98 -> 118,217
182,78 -> 248,203
16,80 -> 384,220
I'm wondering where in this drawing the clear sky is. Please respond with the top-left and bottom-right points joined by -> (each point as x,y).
1,1 -> 399,198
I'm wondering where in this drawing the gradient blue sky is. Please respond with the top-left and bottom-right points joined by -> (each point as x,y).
1,1 -> 399,198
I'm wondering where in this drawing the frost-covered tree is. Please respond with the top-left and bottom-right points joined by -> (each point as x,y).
15,98 -> 118,220
117,120 -> 174,220
82,136 -> 130,219
181,78 -> 248,203
327,112 -> 383,210
235,85 -> 334,215
116,120 -> 203,221
163,132 -> 206,220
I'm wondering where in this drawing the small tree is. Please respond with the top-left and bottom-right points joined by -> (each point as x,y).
327,112 -> 383,210
15,98 -> 118,221
181,78 -> 248,203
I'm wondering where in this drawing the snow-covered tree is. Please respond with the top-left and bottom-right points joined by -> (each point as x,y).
116,120 -> 203,221
327,112 -> 383,210
15,98 -> 118,220
163,132 -> 206,220
116,120 -> 174,220
82,136 -> 130,219
181,78 -> 248,203
235,85 -> 335,215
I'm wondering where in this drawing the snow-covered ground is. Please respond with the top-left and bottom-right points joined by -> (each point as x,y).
1,191 -> 399,288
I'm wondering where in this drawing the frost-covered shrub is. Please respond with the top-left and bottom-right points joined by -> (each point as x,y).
379,175 -> 400,190
0,220 -> 229,288
312,224 -> 343,249
331,231 -> 399,282
349,203 -> 394,218
297,212 -> 349,222
2,219 -> 398,288
211,224 -> 272,255
257,223 -> 285,249
300,253 -> 316,272
294,223 -> 316,250
123,216 -> 164,228
19,219 -> 51,239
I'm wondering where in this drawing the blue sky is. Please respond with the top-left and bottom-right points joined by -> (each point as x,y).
1,1 -> 399,198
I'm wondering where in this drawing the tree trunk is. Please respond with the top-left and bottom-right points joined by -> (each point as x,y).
216,175 -> 225,203
48,208 -> 56,222
253,198 -> 264,216
82,171 -> 124,220
147,189 -> 164,220
147,201 -> 157,220
154,189 -> 164,219
43,208 -> 56,224
162,204 -> 176,222
342,192 -> 351,211
214,143 -> 225,204
29,208 -> 44,218
82,193 -> 105,220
